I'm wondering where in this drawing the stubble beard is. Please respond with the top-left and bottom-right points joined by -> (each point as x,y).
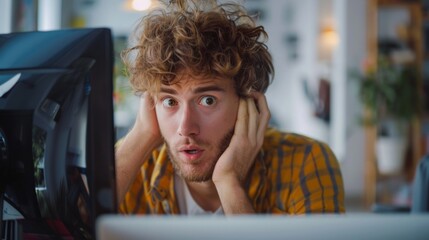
166,129 -> 234,182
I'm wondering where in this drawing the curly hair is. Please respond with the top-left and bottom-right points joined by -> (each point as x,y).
122,0 -> 274,96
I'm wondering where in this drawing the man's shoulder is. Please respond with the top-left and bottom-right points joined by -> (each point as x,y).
263,127 -> 328,150
261,127 -> 340,175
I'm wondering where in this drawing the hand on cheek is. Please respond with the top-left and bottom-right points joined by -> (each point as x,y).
212,92 -> 270,185
115,92 -> 163,203
134,92 -> 163,148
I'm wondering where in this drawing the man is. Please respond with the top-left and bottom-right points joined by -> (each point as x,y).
116,0 -> 345,215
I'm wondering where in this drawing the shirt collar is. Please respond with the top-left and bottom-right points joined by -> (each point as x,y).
149,144 -> 174,201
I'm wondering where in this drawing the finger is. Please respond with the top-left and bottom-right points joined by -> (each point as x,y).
252,92 -> 270,139
246,97 -> 259,140
234,98 -> 248,137
140,92 -> 156,111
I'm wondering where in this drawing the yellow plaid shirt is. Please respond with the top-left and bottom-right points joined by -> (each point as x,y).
120,128 -> 345,214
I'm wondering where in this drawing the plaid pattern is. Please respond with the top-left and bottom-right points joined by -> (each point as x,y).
120,128 -> 345,214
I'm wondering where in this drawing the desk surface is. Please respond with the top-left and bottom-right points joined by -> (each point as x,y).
97,213 -> 429,240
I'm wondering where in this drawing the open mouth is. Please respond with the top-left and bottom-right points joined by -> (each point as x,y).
179,146 -> 204,160
184,149 -> 199,154
178,145 -> 203,160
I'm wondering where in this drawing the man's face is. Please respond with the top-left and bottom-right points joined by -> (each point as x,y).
155,72 -> 240,182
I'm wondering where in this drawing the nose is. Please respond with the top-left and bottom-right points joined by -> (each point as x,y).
177,104 -> 200,137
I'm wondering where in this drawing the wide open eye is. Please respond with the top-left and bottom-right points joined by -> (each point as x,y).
200,96 -> 217,106
162,97 -> 177,108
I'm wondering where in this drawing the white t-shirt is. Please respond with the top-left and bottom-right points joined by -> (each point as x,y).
174,173 -> 224,215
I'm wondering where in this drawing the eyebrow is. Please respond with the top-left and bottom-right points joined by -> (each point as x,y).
193,85 -> 226,94
160,85 -> 226,95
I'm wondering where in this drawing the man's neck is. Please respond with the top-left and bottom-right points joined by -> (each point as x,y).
185,180 -> 221,212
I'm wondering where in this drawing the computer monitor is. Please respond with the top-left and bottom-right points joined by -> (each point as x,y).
96,214 -> 429,240
0,28 -> 117,239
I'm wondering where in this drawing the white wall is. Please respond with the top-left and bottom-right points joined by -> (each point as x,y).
0,0 -> 12,33
246,0 -> 330,143
341,0 -> 367,198
73,0 -> 148,36
38,0 -> 63,30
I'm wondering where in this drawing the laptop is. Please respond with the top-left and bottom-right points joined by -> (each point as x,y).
96,213 -> 429,240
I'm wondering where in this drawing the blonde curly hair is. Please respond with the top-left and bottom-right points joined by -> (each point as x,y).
122,0 -> 274,96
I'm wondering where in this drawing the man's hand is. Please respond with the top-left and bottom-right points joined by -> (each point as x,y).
116,92 -> 163,203
212,92 -> 270,214
212,92 -> 270,184
132,92 -> 163,146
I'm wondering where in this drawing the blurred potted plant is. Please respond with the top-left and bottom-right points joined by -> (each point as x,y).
351,55 -> 421,174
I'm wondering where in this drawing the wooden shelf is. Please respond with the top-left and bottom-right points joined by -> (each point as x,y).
364,0 -> 424,210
